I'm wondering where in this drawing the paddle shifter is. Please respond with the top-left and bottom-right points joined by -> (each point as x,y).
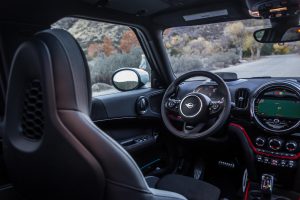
261,174 -> 274,199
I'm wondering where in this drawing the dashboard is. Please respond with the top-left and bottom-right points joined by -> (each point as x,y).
176,78 -> 300,185
178,78 -> 300,134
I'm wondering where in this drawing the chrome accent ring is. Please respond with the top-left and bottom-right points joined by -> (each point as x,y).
250,80 -> 300,134
179,94 -> 202,118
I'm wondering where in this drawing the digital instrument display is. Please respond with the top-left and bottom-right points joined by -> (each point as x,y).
194,85 -> 220,99
257,99 -> 300,119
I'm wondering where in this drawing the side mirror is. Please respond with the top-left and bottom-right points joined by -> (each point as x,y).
112,68 -> 150,91
254,26 -> 300,43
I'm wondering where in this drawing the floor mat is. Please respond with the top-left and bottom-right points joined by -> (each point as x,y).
203,161 -> 244,200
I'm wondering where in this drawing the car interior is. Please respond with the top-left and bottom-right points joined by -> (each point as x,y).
1,0 -> 300,200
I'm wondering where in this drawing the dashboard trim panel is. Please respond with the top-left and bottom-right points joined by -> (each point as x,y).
229,123 -> 300,160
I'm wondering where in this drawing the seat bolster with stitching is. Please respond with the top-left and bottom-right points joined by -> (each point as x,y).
150,188 -> 187,200
58,110 -> 150,191
39,29 -> 150,191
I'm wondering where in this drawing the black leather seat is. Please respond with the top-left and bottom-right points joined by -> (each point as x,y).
3,29 -> 220,200
147,175 -> 221,200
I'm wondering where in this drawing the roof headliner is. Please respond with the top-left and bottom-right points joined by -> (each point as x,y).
0,0 -> 251,29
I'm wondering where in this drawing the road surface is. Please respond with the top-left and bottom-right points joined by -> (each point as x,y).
213,54 -> 300,78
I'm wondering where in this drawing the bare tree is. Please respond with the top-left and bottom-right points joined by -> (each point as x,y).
243,32 -> 263,59
224,22 -> 246,60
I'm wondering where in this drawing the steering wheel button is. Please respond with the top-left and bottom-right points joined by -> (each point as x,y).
212,103 -> 219,110
168,101 -> 175,108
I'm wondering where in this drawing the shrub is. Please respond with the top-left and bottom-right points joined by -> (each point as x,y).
170,55 -> 204,75
243,49 -> 252,58
92,83 -> 114,92
170,51 -> 240,76
261,43 -> 273,56
183,37 -> 214,56
273,44 -> 291,55
89,47 -> 143,85
200,51 -> 239,70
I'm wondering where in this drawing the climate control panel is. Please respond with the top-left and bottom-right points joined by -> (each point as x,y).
255,136 -> 298,152
254,136 -> 299,169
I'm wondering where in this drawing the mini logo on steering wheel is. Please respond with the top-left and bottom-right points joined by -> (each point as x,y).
185,103 -> 194,109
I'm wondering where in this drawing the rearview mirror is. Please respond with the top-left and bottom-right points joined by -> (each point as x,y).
112,68 -> 149,91
254,26 -> 300,43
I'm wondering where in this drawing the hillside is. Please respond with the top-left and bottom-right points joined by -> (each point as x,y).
53,17 -> 131,56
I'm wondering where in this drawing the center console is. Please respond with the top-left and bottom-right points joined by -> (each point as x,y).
231,122 -> 300,179
230,122 -> 300,200
249,81 -> 300,184
230,80 -> 300,200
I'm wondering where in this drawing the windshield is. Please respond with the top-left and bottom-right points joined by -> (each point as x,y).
163,19 -> 300,78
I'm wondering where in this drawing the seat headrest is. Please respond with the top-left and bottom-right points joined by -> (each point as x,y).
5,28 -> 92,141
37,29 -> 91,114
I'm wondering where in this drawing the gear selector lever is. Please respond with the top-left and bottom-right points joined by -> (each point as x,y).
261,174 -> 274,199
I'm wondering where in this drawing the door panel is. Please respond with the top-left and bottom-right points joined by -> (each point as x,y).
91,88 -> 163,120
91,88 -> 169,175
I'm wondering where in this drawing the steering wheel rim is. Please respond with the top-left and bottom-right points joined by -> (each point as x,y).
161,71 -> 231,140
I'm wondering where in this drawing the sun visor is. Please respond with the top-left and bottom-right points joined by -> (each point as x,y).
183,9 -> 229,21
154,3 -> 247,28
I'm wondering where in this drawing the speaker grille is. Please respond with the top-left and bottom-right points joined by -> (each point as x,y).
21,80 -> 44,140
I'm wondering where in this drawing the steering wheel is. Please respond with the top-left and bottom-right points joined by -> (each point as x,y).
161,71 -> 231,140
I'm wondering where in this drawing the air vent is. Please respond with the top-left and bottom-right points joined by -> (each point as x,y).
21,80 -> 44,140
235,88 -> 250,109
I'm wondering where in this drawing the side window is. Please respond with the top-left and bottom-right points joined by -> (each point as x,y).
52,18 -> 151,96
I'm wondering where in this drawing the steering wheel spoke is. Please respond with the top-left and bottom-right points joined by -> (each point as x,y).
183,122 -> 206,134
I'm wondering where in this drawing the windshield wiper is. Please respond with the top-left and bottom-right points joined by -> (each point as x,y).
247,76 -> 272,79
